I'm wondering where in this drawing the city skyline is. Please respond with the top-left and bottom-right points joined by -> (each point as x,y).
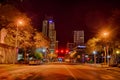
0,1 -> 120,80
2,0 -> 120,48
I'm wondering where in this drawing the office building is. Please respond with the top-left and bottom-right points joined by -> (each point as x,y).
74,30 -> 84,46
42,17 -> 57,54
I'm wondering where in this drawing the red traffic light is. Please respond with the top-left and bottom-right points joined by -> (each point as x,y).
60,50 -> 64,53
65,49 -> 69,53
55,50 -> 59,53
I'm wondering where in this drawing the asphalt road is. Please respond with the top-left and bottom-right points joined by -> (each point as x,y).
0,63 -> 120,80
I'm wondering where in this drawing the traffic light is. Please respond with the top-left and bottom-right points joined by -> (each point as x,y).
55,50 -> 59,53
60,50 -> 64,53
65,49 -> 69,53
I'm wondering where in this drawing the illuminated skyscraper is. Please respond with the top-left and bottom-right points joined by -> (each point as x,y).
42,20 -> 48,37
42,17 -> 57,54
74,30 -> 84,46
73,30 -> 85,63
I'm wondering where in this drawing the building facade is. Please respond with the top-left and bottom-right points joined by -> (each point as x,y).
73,30 -> 84,46
42,17 -> 57,55
73,30 -> 86,63
0,29 -> 17,64
42,20 -> 48,37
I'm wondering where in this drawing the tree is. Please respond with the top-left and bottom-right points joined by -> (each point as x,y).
0,4 -> 36,63
86,37 -> 101,54
33,32 -> 50,48
0,4 -> 34,48
0,4 -> 50,62
34,52 -> 43,60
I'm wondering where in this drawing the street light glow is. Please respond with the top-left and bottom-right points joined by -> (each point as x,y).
93,51 -> 97,64
103,32 -> 109,37
116,50 -> 120,54
17,19 -> 24,26
101,31 -> 110,65
15,19 -> 24,48
93,51 -> 97,54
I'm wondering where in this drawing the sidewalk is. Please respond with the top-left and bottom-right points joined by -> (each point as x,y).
0,64 -> 27,67
84,63 -> 102,68
84,63 -> 120,72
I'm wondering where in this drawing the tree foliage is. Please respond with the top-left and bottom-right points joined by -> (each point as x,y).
0,4 -> 34,48
34,52 -> 43,60
0,4 -> 50,57
33,32 -> 50,48
86,37 -> 102,54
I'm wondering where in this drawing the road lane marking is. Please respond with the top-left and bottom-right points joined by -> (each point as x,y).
63,65 -> 77,80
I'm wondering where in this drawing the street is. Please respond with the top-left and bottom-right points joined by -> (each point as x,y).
0,63 -> 120,80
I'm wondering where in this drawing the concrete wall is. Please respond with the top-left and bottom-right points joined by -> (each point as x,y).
0,43 -> 17,64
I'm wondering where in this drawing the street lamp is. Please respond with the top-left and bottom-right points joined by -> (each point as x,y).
93,51 -> 97,64
116,50 -> 120,54
16,19 -> 24,48
42,47 -> 47,60
12,19 -> 24,64
102,31 -> 109,65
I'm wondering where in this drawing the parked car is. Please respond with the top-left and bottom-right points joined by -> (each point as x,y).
29,60 -> 42,65
65,59 -> 70,63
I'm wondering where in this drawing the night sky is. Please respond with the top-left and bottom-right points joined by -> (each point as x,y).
2,0 -> 120,48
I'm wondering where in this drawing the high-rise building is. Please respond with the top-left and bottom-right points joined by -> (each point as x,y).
42,20 -> 48,37
74,30 -> 84,46
73,30 -> 86,63
42,17 -> 57,54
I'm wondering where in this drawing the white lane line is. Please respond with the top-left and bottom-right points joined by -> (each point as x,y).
63,65 -> 77,80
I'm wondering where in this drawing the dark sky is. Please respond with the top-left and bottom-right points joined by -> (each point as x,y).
4,0 -> 120,48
